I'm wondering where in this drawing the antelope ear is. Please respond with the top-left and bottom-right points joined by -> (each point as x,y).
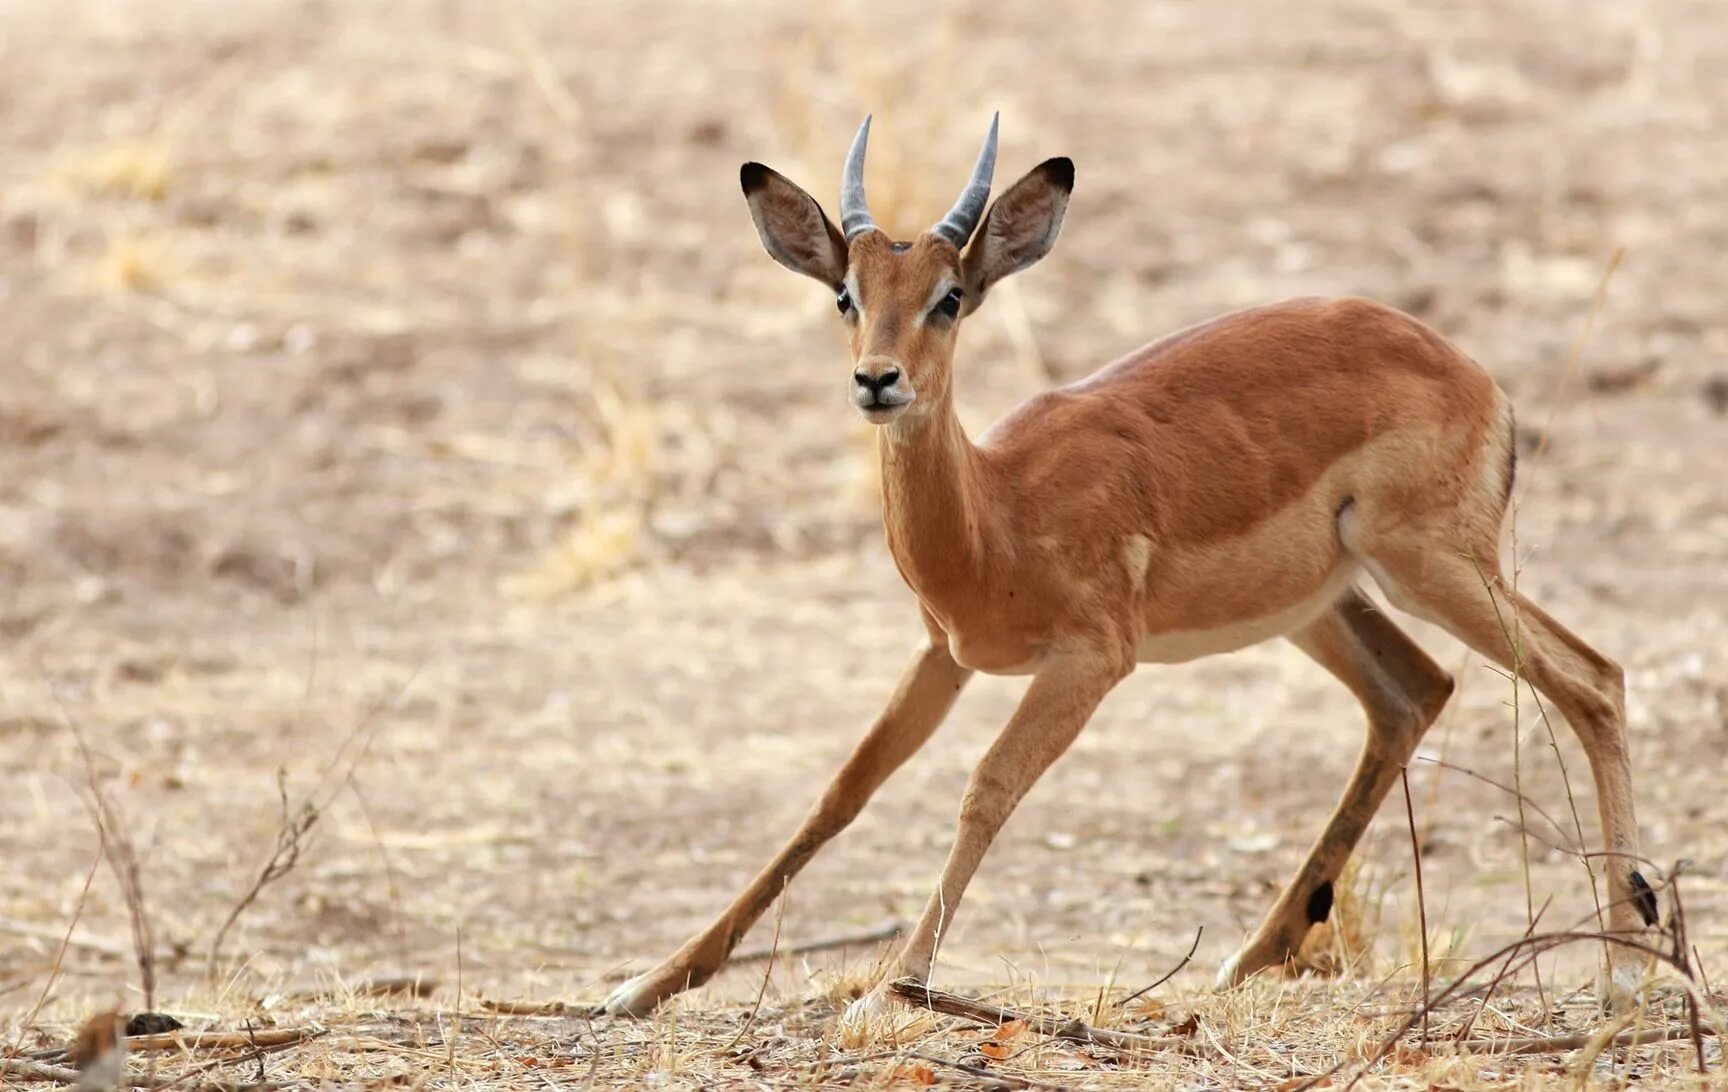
960,157 -> 1073,311
741,162 -> 849,287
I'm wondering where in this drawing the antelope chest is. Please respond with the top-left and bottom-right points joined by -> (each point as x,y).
920,598 -> 1045,677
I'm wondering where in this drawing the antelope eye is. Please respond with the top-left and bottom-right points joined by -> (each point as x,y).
936,287 -> 963,319
836,287 -> 853,315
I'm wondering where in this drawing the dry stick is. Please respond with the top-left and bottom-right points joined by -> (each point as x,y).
1533,246 -> 1624,461
0,1057 -> 296,1090
724,878 -> 789,1052
1455,895 -> 1553,1042
1308,929 -> 1698,1092
1666,866 -> 1709,1074
1415,757 -> 1579,854
149,1031 -> 327,1092
1399,768 -> 1430,1044
1482,549 -> 1549,1021
206,769 -> 317,979
125,1029 -> 321,1053
448,923 -> 465,1080
1117,926 -> 1203,1008
885,978 -> 1184,1053
5,841 -> 106,1062
1456,1023 -> 1709,1055
208,668 -> 417,980
344,774 -> 411,966
60,702 -> 159,1017
731,919 -> 903,963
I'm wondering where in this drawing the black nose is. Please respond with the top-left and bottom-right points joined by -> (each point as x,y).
853,367 -> 901,392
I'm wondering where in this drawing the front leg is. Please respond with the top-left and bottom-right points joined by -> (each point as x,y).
596,639 -> 971,1016
845,645 -> 1131,1026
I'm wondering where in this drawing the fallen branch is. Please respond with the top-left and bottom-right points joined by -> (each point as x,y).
125,1027 -> 323,1053
1456,1023 -> 1714,1056
480,999 -> 570,1016
732,919 -> 903,963
0,1057 -> 295,1090
887,978 -> 1183,1053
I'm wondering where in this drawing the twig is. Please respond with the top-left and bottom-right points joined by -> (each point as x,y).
1534,246 -> 1623,460
124,1028 -> 321,1053
731,919 -> 902,963
886,978 -> 1183,1053
0,1057 -> 295,1089
61,702 -> 159,1013
1666,865 -> 1709,1073
481,999 -> 571,1016
1117,927 -> 1202,1008
5,842 -> 106,1060
207,769 -> 318,979
1456,1022 -> 1712,1055
1400,768 -> 1430,1043
725,878 -> 788,1051
1456,895 -> 1552,1041
1304,928 -> 1699,1092
207,669 -> 416,982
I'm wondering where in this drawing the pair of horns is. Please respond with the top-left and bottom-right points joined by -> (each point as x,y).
840,112 -> 998,248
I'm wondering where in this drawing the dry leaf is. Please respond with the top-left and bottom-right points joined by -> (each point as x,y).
1043,1048 -> 1097,1070
1127,997 -> 1166,1020
1171,1012 -> 1201,1037
891,1062 -> 937,1085
978,1040 -> 1010,1060
992,1019 -> 1026,1041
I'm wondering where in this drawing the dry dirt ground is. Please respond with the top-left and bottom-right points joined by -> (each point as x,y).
3,0 -> 1727,1087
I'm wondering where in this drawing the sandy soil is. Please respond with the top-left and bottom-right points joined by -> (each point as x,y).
2,0 -> 1726,1086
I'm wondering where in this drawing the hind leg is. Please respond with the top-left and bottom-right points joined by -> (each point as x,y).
1350,526 -> 1652,1006
1219,586 -> 1455,986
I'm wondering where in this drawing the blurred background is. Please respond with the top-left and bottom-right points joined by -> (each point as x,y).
2,0 -> 1725,1013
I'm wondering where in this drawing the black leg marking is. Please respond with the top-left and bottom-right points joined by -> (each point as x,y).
1629,870 -> 1659,927
1306,881 -> 1334,924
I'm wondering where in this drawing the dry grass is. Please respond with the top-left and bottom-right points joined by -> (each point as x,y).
5,963 -> 1723,1090
4,0 -> 1728,1089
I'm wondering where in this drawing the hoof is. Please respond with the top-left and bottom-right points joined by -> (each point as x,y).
1597,958 -> 1648,1015
838,983 -> 908,1047
593,966 -> 694,1017
1213,952 -> 1244,990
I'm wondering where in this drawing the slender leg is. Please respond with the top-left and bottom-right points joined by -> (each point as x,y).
846,648 -> 1130,1022
1218,587 -> 1454,985
597,639 -> 972,1016
1359,542 -> 1649,1004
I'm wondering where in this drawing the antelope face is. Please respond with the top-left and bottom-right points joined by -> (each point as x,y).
741,115 -> 1073,428
838,232 -> 966,423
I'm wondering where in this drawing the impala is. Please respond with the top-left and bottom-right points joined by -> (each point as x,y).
596,115 -> 1655,1021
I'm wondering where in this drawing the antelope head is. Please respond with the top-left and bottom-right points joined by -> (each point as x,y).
741,115 -> 1073,426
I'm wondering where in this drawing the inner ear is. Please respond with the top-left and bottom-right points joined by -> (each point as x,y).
741,162 -> 849,287
961,157 -> 1073,310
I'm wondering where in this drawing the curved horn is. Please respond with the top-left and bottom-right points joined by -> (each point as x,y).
839,114 -> 876,241
931,112 -> 998,248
